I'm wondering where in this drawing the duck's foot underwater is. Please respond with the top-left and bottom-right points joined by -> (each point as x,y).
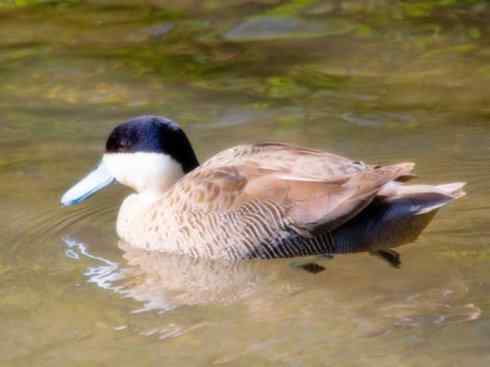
290,250 -> 401,274
296,262 -> 327,274
289,257 -> 332,274
370,249 -> 401,268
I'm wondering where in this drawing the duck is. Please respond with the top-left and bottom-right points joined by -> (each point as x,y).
61,115 -> 466,266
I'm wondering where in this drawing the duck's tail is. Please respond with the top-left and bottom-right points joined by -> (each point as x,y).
378,181 -> 466,215
333,181 -> 466,254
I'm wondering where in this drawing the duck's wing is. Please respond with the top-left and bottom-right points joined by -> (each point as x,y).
174,162 -> 414,233
201,143 -> 371,181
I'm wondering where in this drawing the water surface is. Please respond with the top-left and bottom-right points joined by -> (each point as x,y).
1,1 -> 490,366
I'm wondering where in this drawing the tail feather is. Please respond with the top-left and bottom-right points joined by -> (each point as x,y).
434,182 -> 466,199
378,181 -> 466,215
334,181 -> 465,253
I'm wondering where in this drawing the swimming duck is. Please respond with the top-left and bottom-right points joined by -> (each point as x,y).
61,115 -> 465,265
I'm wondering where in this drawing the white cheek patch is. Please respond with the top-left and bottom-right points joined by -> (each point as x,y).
103,152 -> 184,193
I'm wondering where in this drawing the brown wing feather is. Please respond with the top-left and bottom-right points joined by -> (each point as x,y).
174,161 -> 415,234
287,162 -> 415,232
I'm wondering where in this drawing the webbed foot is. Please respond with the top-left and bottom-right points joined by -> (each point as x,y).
298,262 -> 326,274
370,249 -> 401,268
289,260 -> 326,274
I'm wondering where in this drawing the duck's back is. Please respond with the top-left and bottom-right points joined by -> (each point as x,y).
201,143 -> 372,180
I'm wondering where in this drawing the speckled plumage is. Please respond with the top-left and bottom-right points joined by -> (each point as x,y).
115,143 -> 464,261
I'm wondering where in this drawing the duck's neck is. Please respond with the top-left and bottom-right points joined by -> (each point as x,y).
116,191 -> 162,246
114,147 -> 200,246
179,146 -> 200,174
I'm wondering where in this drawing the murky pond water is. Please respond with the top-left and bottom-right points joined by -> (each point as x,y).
1,1 -> 490,366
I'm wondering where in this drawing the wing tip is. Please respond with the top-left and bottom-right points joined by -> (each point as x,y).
391,162 -> 416,176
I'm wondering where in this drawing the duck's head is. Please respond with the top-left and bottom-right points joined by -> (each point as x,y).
61,115 -> 199,206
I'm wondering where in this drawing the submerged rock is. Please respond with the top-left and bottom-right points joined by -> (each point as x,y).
341,112 -> 416,128
224,16 -> 355,42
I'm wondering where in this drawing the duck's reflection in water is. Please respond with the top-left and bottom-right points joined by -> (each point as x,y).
63,236 -> 275,312
119,241 -> 269,311
63,234 -> 481,337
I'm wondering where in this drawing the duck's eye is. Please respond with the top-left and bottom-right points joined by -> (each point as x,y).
117,138 -> 132,152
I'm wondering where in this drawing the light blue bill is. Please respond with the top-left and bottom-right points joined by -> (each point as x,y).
61,162 -> 115,206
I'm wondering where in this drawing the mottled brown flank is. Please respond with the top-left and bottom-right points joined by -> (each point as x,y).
117,143 -> 464,261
